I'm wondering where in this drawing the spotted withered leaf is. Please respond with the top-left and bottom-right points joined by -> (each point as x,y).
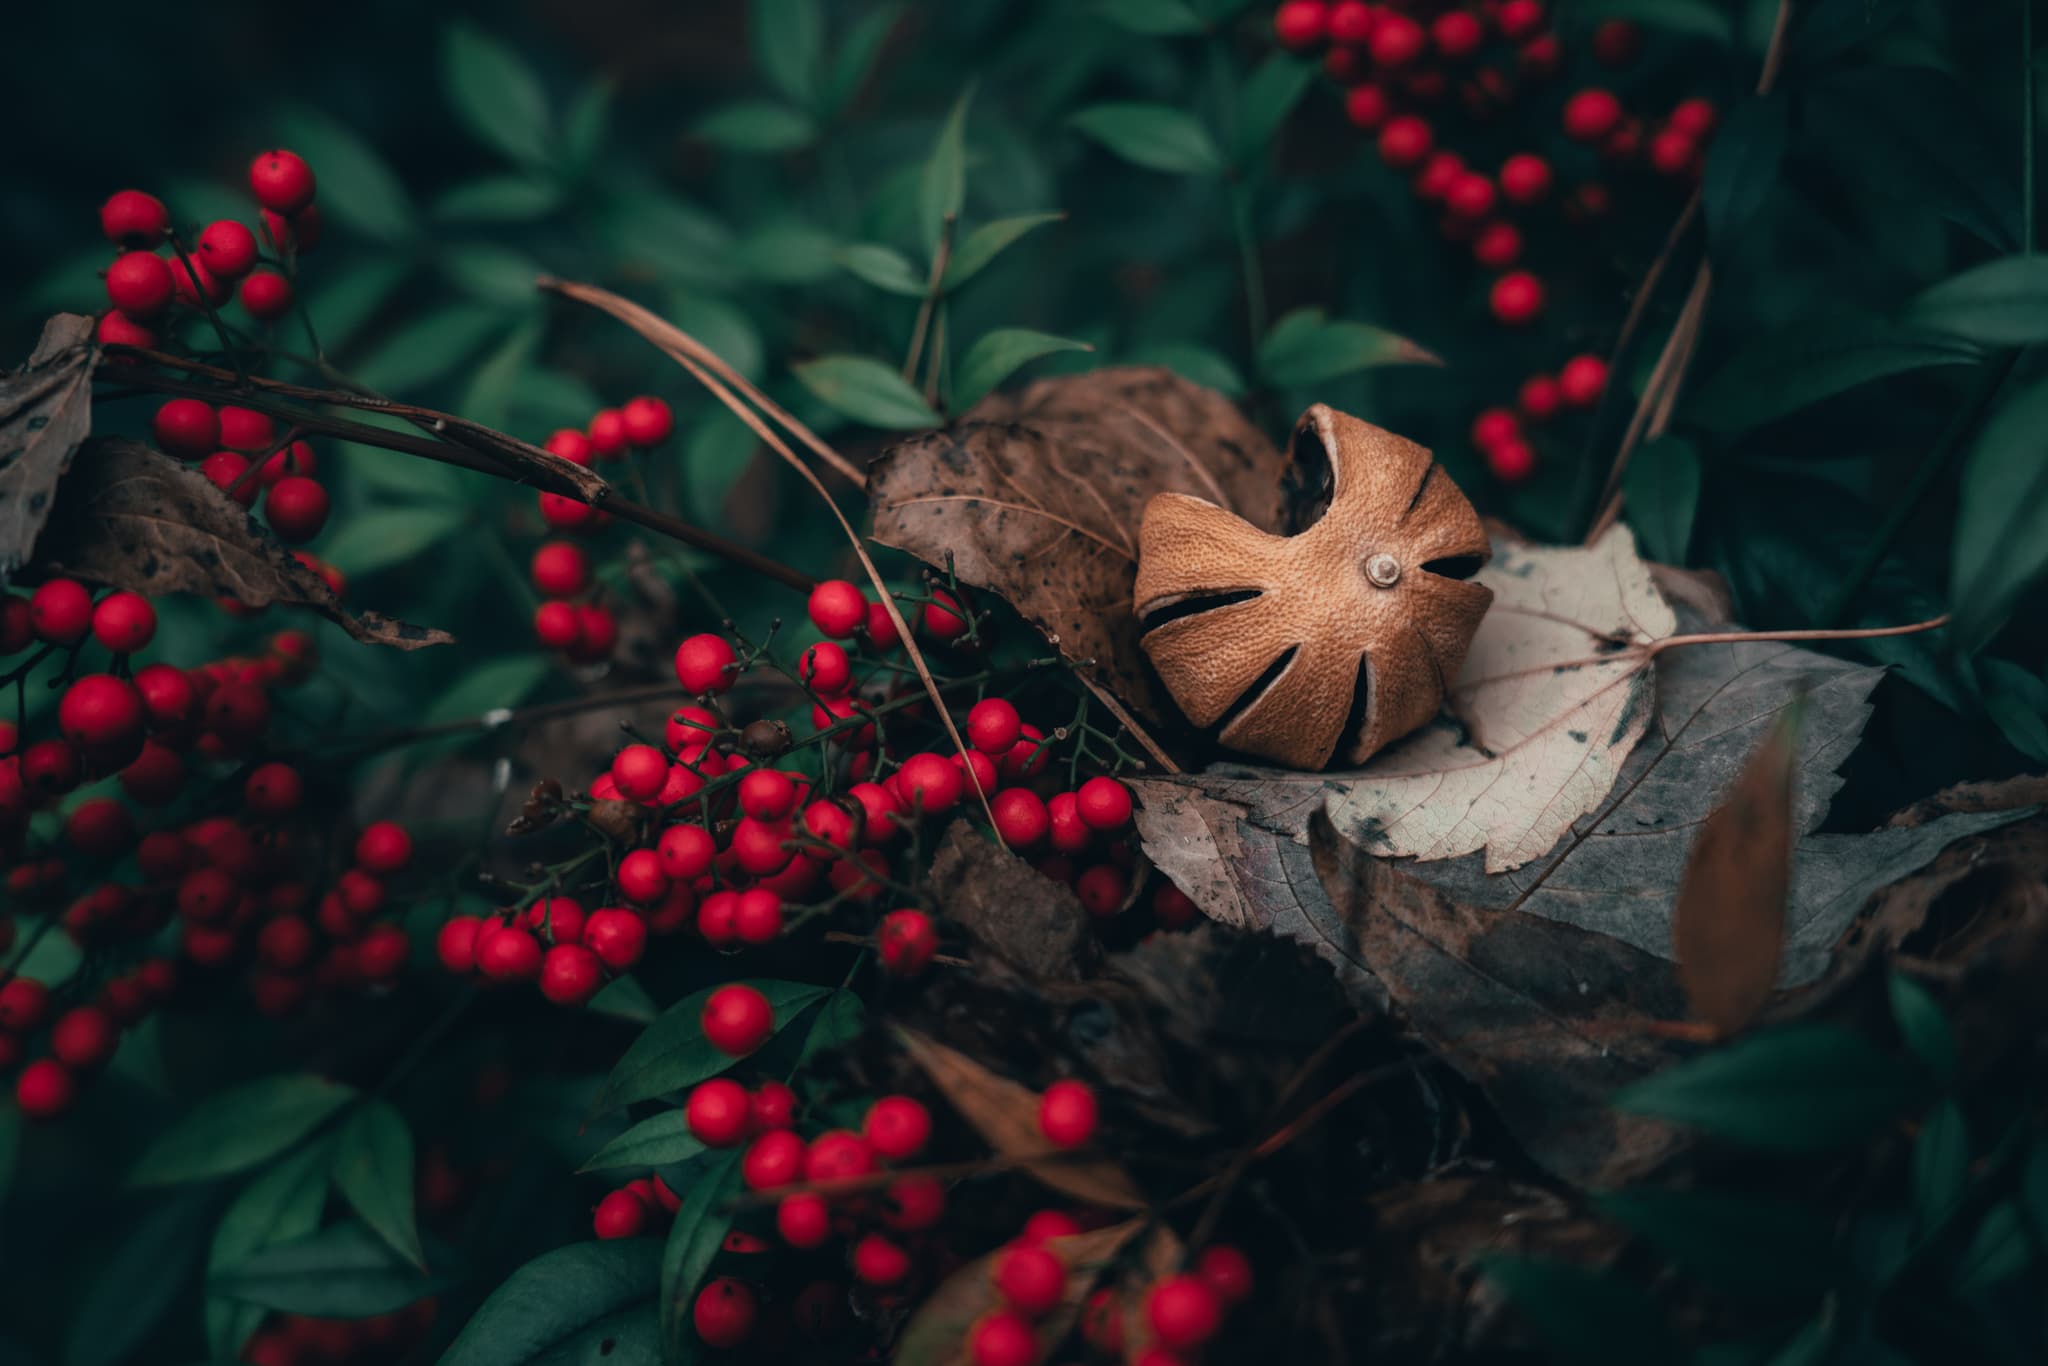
868,366 -> 1287,723
0,314 -> 97,585
32,437 -> 454,649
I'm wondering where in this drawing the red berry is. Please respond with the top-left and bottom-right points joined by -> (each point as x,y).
240,270 -> 294,321
995,1245 -> 1065,1317
1413,150 -> 1464,201
587,408 -> 628,458
1075,864 -> 1129,918
1378,114 -> 1434,168
1670,98 -> 1719,138
59,674 -> 144,750
921,590 -> 969,641
1563,88 -> 1623,143
264,476 -> 329,542
610,744 -> 668,803
621,396 -> 674,446
729,816 -> 793,876
877,908 -> 938,977
1489,272 -> 1545,326
534,601 -> 581,650
1146,1275 -> 1222,1351
1648,127 -> 1698,177
1499,153 -> 1552,204
1039,1080 -> 1098,1148
435,916 -> 482,972
656,823 -> 716,881
1327,1 -> 1374,44
1153,883 -> 1199,929
751,1081 -> 797,1132
169,256 -> 226,309
539,491 -> 594,530
852,1233 -> 912,1287
738,768 -> 798,821
29,580 -> 92,644
1074,776 -> 1133,831
244,761 -> 303,815
197,220 -> 260,279
864,1095 -> 932,1161
217,406 -> 275,452
880,1174 -> 947,1232
100,190 -> 169,247
1593,18 -> 1642,68
1487,438 -> 1537,484
1047,792 -> 1091,855
249,150 -> 317,214
65,797 -> 135,857
674,634 -> 738,694
354,820 -> 412,873
1445,172 -> 1497,220
897,752 -> 962,813
703,984 -> 774,1056
1472,220 -> 1523,268
1082,1287 -> 1124,1355
687,1077 -> 754,1147
357,924 -> 410,980
731,888 -> 783,944
742,1130 -> 806,1190
1196,1244 -> 1255,1307
777,1193 -> 832,1249
530,542 -> 590,598
969,1310 -> 1038,1366
863,600 -> 902,650
1558,354 -> 1609,407
966,698 -> 1021,755
201,451 -> 256,506
1497,0 -> 1546,41
693,1278 -> 758,1350
1344,83 -> 1391,130
1431,9 -> 1485,60
1519,32 -> 1563,77
1272,0 -> 1329,50
0,978 -> 51,1030
105,251 -> 174,320
90,591 -> 156,653
1518,374 -> 1561,422
16,1059 -> 73,1120
152,398 -> 219,458
476,924 -> 543,980
991,788 -> 1050,849
583,908 -> 647,971
1368,13 -> 1424,67
592,1187 -> 650,1239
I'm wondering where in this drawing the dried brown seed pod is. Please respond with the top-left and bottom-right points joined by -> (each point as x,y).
1133,404 -> 1492,770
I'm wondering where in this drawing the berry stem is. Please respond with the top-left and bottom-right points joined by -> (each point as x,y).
1645,612 -> 1952,658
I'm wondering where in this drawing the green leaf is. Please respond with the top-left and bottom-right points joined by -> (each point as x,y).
305,258 -> 411,355
353,304 -> 506,392
578,1111 -> 706,1173
954,329 -> 1094,410
131,1075 -> 356,1186
1623,436 -> 1702,564
462,318 -> 544,432
796,989 -> 868,1064
835,243 -> 928,297
442,242 -> 546,308
684,409 -> 759,523
589,974 -> 659,1025
563,81 -> 614,171
1704,94 -> 1788,244
1911,1099 -> 1969,1231
331,1099 -> 423,1269
752,0 -> 825,107
422,655 -> 551,730
943,212 -> 1065,290
1594,1188 -> 1833,1298
729,220 -> 842,284
1767,1315 -> 1837,1366
669,292 -> 766,381
432,175 -> 563,223
320,505 -> 468,578
443,23 -> 552,167
67,1187 -> 216,1366
1951,375 -> 2048,650
1233,54 -> 1315,162
1576,0 -> 1733,41
659,1152 -> 744,1357
208,1219 -> 444,1317
1480,1257 -> 1678,1366
1956,1201 -> 2033,1292
205,1139 -> 334,1358
1887,972 -> 1960,1084
1905,256 -> 2048,345
695,100 -> 817,153
921,89 -> 975,254
1069,102 -> 1223,175
1980,659 -> 2048,763
276,108 -> 417,243
1097,0 -> 1207,35
1613,1024 -> 1917,1150
440,1238 -> 663,1366
793,356 -> 939,430
595,981 -> 829,1115
1124,342 -> 1248,396
1689,315 -> 1981,432
1258,306 -> 1439,385
822,3 -> 904,113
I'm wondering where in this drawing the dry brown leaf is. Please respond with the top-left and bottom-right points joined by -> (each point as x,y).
892,1220 -> 1143,1366
925,822 -> 1098,982
0,314 -> 96,581
31,438 -> 453,650
892,1027 -> 1147,1210
1672,709 -> 1798,1035
870,367 -> 1288,724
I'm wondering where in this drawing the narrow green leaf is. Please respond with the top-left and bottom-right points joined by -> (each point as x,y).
695,100 -> 817,153
208,1219 -> 444,1316
793,356 -> 940,430
1234,54 -> 1315,162
1887,972 -> 1960,1084
835,243 -> 928,297
1097,0 -> 1207,35
1258,306 -> 1438,385
668,292 -> 766,381
304,259 -> 411,354
1955,1202 -> 2033,1292
595,981 -> 829,1115
1623,436 -> 1702,564
1613,1024 -> 1917,1150
1480,1257 -> 1678,1365
1766,1314 -> 1837,1366
205,1139 -> 334,1359
822,4 -> 906,113
1123,342 -> 1247,396
943,212 -> 1065,289
276,109 -> 416,243
1951,375 -> 2048,650
578,1112 -> 706,1173
684,409 -> 759,523
440,1238 -> 663,1366
319,506 -> 468,578
1704,94 -> 1788,243
1069,102 -> 1223,175
353,304 -> 505,392
920,89 -> 975,254
1595,1188 -> 1833,1298
331,1099 -> 424,1269
462,318 -> 544,433
421,656 -> 551,730
441,243 -> 546,309
1980,660 -> 2048,763
1911,1099 -> 1969,1232
797,989 -> 868,1064
752,0 -> 825,107
953,329 -> 1094,410
659,1153 -> 744,1356
563,81 -> 614,171
1689,315 -> 1981,432
728,220 -> 841,284
130,1075 -> 356,1186
67,1187 -> 216,1366
432,175 -> 563,223
1906,256 -> 2048,345
589,974 -> 659,1025
443,22 -> 554,167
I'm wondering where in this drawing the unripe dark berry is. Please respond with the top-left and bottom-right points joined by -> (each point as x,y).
100,190 -> 169,247
702,983 -> 774,1056
264,476 -> 329,542
1489,272 -> 1545,326
91,591 -> 156,653
249,150 -> 317,214
1039,1079 -> 1098,1148
106,251 -> 174,320
240,270 -> 294,321
621,396 -> 673,446
152,398 -> 219,458
1272,0 -> 1329,50
197,220 -> 260,279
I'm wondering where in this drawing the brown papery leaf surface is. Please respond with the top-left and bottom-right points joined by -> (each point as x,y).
0,314 -> 96,580
893,1220 -> 1143,1366
892,1026 -> 1147,1210
1672,709 -> 1798,1036
33,438 -> 453,650
869,367 -> 1287,722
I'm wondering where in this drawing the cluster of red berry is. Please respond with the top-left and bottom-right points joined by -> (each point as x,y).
236,1301 -> 439,1366
152,397 -> 334,544
95,149 -> 321,354
976,1238 -> 1252,1366
1271,0 -> 1718,483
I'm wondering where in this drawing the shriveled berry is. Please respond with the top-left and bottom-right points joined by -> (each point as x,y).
878,908 -> 938,977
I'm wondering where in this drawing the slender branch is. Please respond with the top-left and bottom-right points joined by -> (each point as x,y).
1647,613 -> 1951,657
1228,182 -> 1268,354
905,214 -> 956,392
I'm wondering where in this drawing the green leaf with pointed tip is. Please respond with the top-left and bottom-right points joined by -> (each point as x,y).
684,410 -> 759,524
331,1099 -> 423,1269
1951,375 -> 2048,650
1980,660 -> 2048,763
208,1219 -> 446,1316
1069,102 -> 1223,175
1258,306 -> 1439,385
1912,1099 -> 1969,1232
793,356 -> 939,431
752,0 -> 825,107
696,100 -> 817,153
1123,342 -> 1247,396
131,1076 -> 356,1186
1956,1201 -> 2033,1292
797,990 -> 868,1064
595,981 -> 830,1115
835,243 -> 928,297
320,506 -> 468,579
1613,1024 -> 1916,1150
440,1239 -> 663,1366
954,329 -> 1095,410
1623,436 -> 1701,565
462,319 -> 543,433
433,175 -> 562,223
1704,94 -> 1787,244
421,655 -> 550,731
730,220 -> 841,283
443,22 -> 553,167
563,81 -> 614,171
1906,256 -> 2048,345
68,1188 -> 216,1366
305,259 -> 411,354
1688,315 -> 1981,432
822,3 -> 906,113
589,974 -> 659,1024
921,89 -> 975,254
1887,972 -> 1960,1084
442,242 -> 547,308
943,212 -> 1065,289
353,304 -> 506,392
579,1112 -> 706,1173
276,109 -> 416,243
659,1153 -> 744,1356
1233,54 -> 1315,162
206,1139 -> 334,1358
1594,1188 -> 1833,1298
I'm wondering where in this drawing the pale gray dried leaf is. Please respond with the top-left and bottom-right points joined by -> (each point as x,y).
34,438 -> 453,650
0,314 -> 96,582
869,366 -> 1286,721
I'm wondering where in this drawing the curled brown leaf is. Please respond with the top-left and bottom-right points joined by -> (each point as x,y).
0,314 -> 97,580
